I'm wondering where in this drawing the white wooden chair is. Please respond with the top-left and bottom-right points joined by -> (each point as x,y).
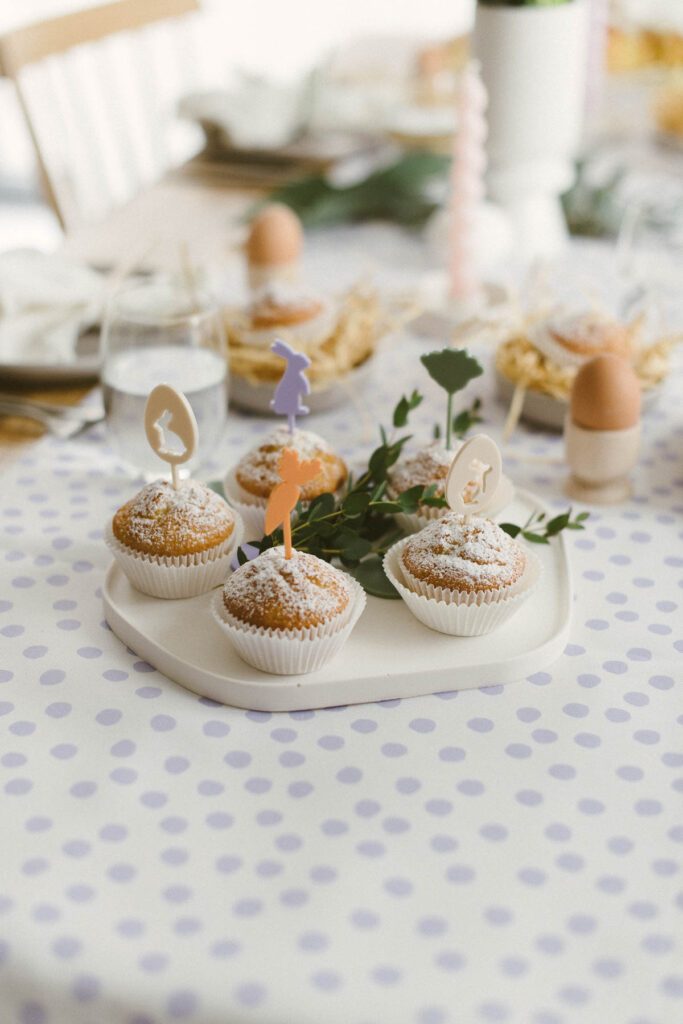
0,0 -> 203,232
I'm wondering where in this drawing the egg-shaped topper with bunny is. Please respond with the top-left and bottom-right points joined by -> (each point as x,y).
444,434 -> 502,521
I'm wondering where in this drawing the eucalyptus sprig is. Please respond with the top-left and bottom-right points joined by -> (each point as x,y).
237,390 -> 442,597
499,508 -> 589,544
231,354 -> 588,598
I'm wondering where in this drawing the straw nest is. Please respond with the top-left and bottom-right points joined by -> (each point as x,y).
225,284 -> 413,390
495,327 -> 675,401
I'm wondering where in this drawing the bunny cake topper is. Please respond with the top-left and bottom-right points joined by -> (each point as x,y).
144,384 -> 198,490
265,448 -> 322,559
445,434 -> 502,521
270,339 -> 311,434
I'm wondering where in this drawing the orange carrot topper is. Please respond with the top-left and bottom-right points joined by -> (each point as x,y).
265,448 -> 322,559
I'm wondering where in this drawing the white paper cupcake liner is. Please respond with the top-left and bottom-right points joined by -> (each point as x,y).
383,536 -> 540,637
104,516 -> 243,599
393,475 -> 515,536
223,469 -> 268,542
211,574 -> 366,675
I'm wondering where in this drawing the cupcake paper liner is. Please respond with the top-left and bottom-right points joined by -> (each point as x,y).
211,575 -> 366,676
383,536 -> 540,637
393,475 -> 515,536
223,469 -> 268,542
104,516 -> 243,600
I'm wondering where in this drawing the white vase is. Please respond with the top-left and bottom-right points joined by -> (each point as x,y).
473,1 -> 589,261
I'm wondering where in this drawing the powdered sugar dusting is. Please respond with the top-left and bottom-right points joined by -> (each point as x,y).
388,443 -> 460,498
546,312 -> 628,354
388,442 -> 484,504
223,547 -> 352,630
113,479 -> 233,553
236,427 -> 333,491
402,513 -> 525,592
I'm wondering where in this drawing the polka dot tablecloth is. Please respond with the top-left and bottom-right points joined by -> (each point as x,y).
1,258 -> 682,1024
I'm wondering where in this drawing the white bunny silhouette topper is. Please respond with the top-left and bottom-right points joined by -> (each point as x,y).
445,434 -> 502,520
144,384 -> 198,490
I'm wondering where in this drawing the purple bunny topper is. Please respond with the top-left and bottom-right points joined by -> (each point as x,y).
270,339 -> 311,434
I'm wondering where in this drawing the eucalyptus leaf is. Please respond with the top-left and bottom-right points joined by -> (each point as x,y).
393,390 -> 423,429
349,556 -> 401,600
260,152 -> 450,229
308,493 -> 336,520
343,492 -> 371,517
207,480 -> 225,498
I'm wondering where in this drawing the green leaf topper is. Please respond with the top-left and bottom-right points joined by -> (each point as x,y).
420,349 -> 484,450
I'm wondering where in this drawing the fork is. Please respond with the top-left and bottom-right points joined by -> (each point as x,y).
0,395 -> 104,440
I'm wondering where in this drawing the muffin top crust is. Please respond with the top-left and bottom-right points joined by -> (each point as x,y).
401,513 -> 526,594
235,426 -> 347,501
112,479 -> 235,557
223,547 -> 352,631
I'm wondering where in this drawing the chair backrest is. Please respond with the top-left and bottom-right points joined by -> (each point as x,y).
0,0 -> 202,232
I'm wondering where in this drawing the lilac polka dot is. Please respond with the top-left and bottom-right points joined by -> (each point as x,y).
439,746 -> 465,762
234,983 -> 266,1007
216,855 -> 241,874
447,865 -> 475,884
203,720 -> 229,738
480,823 -> 508,842
556,853 -> 584,872
337,766 -> 362,784
96,709 -> 121,726
280,888 -> 308,907
150,714 -> 176,732
318,735 -> 344,751
422,941 -> 457,972
546,822 -> 571,841
485,906 -> 512,926
167,990 -> 198,1018
516,790 -> 542,807
70,781 -> 96,798
40,669 -> 64,686
409,717 -> 436,733
426,799 -> 453,816
76,646 -> 102,659
371,965 -> 402,986
536,934 -> 564,955
567,914 -> 596,935
382,742 -> 407,758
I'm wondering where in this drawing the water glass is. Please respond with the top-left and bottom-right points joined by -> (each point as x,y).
101,280 -> 228,478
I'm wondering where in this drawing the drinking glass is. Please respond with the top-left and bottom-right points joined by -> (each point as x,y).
101,279 -> 228,478
616,186 -> 683,342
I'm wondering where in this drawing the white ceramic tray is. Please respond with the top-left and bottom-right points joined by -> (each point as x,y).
102,488 -> 572,712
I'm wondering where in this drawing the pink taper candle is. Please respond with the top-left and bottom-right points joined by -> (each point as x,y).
448,61 -> 488,301
585,0 -> 609,117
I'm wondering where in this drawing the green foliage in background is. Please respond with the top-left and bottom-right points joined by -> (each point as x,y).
478,0 -> 573,7
261,152 -> 450,229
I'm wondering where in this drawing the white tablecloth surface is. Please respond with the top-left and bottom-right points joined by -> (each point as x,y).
1,237 -> 682,1024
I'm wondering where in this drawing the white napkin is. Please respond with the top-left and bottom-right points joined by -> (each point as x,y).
0,249 -> 106,365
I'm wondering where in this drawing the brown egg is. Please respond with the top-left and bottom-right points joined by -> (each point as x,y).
570,354 -> 641,431
246,204 -> 303,268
